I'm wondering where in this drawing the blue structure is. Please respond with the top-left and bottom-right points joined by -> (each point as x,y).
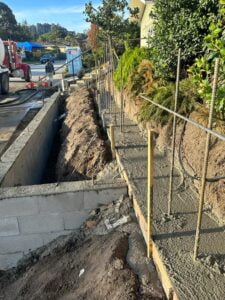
66,47 -> 83,76
17,41 -> 46,52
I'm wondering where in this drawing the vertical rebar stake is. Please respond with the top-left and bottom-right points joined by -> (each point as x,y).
193,58 -> 220,260
120,55 -> 123,132
147,129 -> 154,258
72,57 -> 75,82
110,125 -> 116,159
167,49 -> 181,216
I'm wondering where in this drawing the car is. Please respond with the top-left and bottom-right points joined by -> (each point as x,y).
40,54 -> 55,64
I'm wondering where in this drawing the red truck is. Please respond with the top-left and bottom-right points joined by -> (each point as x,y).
0,39 -> 32,94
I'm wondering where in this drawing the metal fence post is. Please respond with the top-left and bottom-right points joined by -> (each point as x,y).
147,129 -> 155,258
193,58 -> 220,260
167,49 -> 181,216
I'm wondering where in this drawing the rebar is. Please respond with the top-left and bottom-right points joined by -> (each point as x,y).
140,95 -> 225,143
120,54 -> 124,132
193,58 -> 220,260
168,49 -> 181,215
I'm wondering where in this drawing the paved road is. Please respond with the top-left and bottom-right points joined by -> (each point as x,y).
9,60 -> 66,86
0,60 -> 66,157
29,60 -> 66,81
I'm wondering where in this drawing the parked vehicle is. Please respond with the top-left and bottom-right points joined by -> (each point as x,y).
0,39 -> 32,95
40,54 -> 55,64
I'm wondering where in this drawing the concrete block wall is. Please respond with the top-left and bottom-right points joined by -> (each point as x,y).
0,181 -> 127,270
0,92 -> 60,187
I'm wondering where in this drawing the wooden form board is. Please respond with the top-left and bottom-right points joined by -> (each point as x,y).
115,150 -> 180,300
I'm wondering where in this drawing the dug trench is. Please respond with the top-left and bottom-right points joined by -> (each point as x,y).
42,87 -> 111,183
0,86 -> 165,299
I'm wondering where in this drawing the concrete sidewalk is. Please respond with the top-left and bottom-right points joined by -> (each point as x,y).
103,105 -> 225,300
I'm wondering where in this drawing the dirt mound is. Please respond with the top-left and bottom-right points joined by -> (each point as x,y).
0,232 -> 138,300
56,87 -> 111,181
0,197 -> 165,300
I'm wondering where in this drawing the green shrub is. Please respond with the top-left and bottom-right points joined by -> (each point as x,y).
149,0 -> 219,79
127,59 -> 155,97
138,78 -> 199,125
113,47 -> 151,90
188,1 -> 225,119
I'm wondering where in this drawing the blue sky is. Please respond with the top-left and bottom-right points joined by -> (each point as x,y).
3,0 -> 101,32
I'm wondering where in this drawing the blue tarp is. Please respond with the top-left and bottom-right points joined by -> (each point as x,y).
16,41 -> 46,52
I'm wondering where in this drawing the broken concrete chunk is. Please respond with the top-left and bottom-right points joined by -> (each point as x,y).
104,215 -> 131,230
113,258 -> 124,270
79,268 -> 85,277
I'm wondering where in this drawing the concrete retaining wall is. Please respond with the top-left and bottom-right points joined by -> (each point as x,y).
0,181 -> 127,270
0,92 -> 60,187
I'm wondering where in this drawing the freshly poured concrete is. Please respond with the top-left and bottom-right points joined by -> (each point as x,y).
0,106 -> 30,156
103,107 -> 225,300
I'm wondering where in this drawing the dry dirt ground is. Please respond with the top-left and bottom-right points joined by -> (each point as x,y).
56,87 -> 111,181
0,197 -> 165,300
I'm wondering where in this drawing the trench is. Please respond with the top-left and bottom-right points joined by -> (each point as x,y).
42,88 -> 110,184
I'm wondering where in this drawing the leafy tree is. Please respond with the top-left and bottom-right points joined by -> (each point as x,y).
189,0 -> 225,119
16,21 -> 32,41
38,25 -> 68,44
85,0 -> 138,37
149,0 -> 219,79
65,33 -> 79,46
87,23 -> 100,51
0,2 -> 17,39
84,0 -> 139,52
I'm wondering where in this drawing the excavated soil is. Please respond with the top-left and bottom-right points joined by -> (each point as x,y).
0,197 -> 165,300
182,111 -> 225,223
56,87 -> 111,181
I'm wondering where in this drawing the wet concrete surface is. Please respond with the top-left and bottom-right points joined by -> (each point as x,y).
0,61 -> 65,158
0,106 -> 30,156
103,103 -> 225,300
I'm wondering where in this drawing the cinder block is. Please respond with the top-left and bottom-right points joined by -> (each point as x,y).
84,188 -> 127,209
0,197 -> 39,217
0,252 -> 23,270
0,217 -> 19,237
18,214 -> 64,234
38,192 -> 84,213
0,234 -> 43,254
63,211 -> 88,230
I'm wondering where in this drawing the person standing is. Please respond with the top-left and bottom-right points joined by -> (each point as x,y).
45,59 -> 55,87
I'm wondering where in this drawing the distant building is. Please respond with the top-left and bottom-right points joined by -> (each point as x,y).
130,0 -> 154,47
